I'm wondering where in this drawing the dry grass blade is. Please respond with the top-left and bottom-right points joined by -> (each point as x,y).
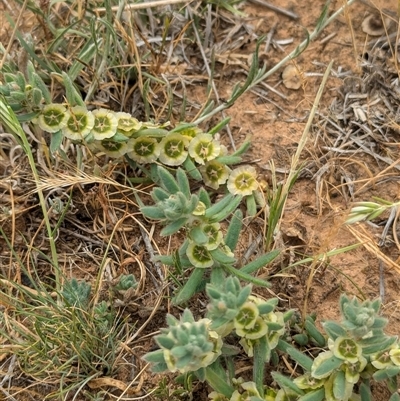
347,224 -> 400,275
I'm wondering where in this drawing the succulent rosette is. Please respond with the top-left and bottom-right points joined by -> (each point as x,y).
188,133 -> 221,164
227,165 -> 259,196
127,136 -> 161,164
145,309 -> 222,374
63,106 -> 95,140
38,103 -> 69,133
91,108 -> 118,140
158,133 -> 189,166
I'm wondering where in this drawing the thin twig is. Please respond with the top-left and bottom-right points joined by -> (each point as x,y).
94,0 -> 194,14
248,0 -> 299,20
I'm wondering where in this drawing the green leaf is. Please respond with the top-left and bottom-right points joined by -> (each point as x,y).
204,364 -> 234,398
209,195 -> 242,223
157,166 -> 180,194
240,250 -> 280,274
333,370 -> 346,400
176,168 -> 191,199
161,218 -> 188,236
10,91 -> 26,102
33,72 -> 51,103
156,336 -> 175,350
285,343 -> 314,371
224,265 -> 270,288
322,321 -> 347,340
207,117 -> 230,137
183,154 -> 203,180
143,349 -> 166,364
373,366 -> 400,381
215,155 -> 243,165
210,248 -> 236,265
271,372 -> 304,396
190,226 -> 208,245
15,72 -> 26,90
225,209 -> 243,250
305,317 -> 326,347
61,72 -> 85,107
362,336 -> 397,355
298,388 -> 325,401
254,336 -> 268,395
198,187 -> 211,208
246,193 -> 257,216
204,194 -> 236,219
50,130 -> 63,153
172,268 -> 206,305
359,382 -> 372,401
257,299 -> 278,315
31,87 -> 43,106
140,206 -> 166,220
151,187 -> 170,202
68,38 -> 101,81
293,333 -> 309,347
312,355 -> 342,379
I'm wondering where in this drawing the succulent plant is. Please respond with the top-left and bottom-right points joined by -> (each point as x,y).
143,309 -> 222,374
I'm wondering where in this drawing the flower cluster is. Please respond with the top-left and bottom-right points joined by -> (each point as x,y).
236,296 -> 285,358
36,104 -> 265,199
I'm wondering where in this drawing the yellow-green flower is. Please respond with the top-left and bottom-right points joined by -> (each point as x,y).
186,242 -> 213,268
331,337 -> 362,364
230,381 -> 262,401
159,133 -> 189,166
93,139 -> 128,158
227,166 -> 259,196
202,223 -> 223,250
236,316 -> 268,340
293,373 -> 325,390
63,106 -> 95,140
192,201 -> 206,216
127,137 -> 160,164
188,133 -> 220,164
91,108 -> 118,140
115,112 -> 142,135
180,126 -> 203,139
38,103 -> 69,133
199,160 -> 231,190
371,348 -> 394,369
234,302 -> 259,330
208,391 -> 228,401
